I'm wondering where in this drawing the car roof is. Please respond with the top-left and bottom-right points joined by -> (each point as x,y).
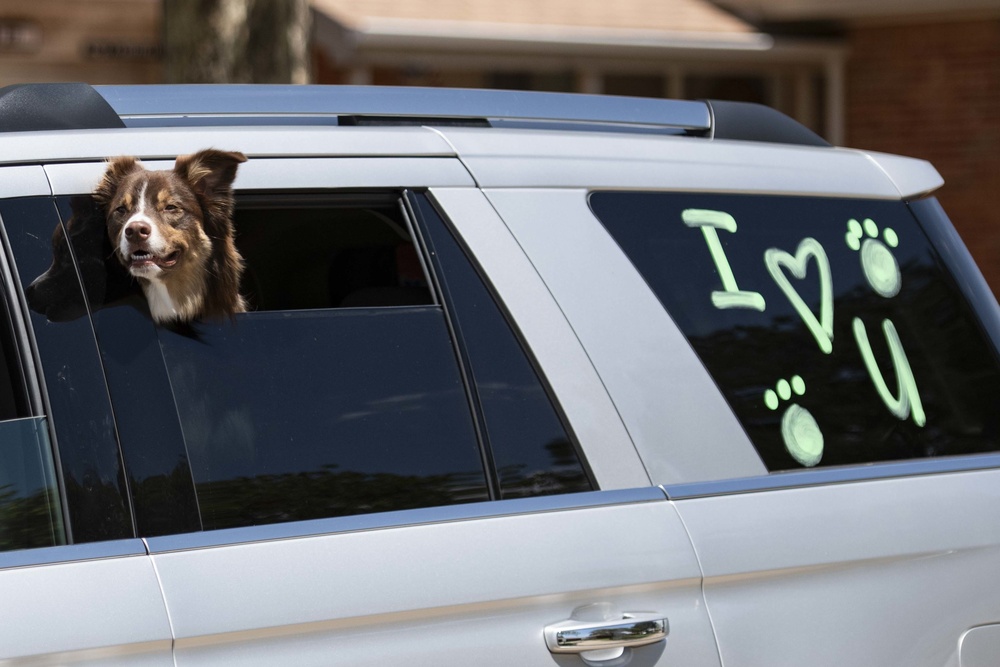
0,82 -> 829,146
0,82 -> 942,199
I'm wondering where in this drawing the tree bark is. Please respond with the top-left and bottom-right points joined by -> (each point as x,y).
164,0 -> 311,83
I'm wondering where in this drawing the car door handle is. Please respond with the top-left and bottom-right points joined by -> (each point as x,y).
544,610 -> 669,654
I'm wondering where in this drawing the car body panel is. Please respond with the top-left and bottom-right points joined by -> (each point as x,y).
44,156 -> 475,196
675,468 -> 1000,667
864,150 -> 945,198
0,541 -> 172,666
147,491 -> 721,667
0,166 -> 50,198
437,127 -> 942,198
429,186 -> 652,489
481,187 -> 767,485
0,125 -> 456,166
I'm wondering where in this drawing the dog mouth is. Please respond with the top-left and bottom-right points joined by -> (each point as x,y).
129,249 -> 180,270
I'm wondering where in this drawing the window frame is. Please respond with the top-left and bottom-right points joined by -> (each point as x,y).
76,185 -> 594,538
582,189 -> 1000,496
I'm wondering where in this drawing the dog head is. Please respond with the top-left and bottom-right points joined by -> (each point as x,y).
94,149 -> 247,323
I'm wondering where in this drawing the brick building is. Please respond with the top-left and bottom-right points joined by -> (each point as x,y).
847,18 -> 1000,294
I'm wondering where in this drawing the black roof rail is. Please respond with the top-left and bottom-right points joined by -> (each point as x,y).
0,83 -> 125,132
706,99 -> 830,147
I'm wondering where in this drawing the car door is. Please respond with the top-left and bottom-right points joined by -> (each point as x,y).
47,151 -> 722,667
0,167 -> 172,665
526,184 -> 1000,667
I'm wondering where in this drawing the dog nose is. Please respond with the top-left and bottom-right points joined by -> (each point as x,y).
124,221 -> 151,241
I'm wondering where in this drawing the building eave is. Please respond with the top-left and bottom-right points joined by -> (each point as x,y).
352,17 -> 776,53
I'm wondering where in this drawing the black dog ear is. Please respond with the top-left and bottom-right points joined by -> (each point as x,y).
173,149 -> 247,199
94,156 -> 143,208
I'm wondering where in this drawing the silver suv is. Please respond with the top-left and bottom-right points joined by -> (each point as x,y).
0,82 -> 998,666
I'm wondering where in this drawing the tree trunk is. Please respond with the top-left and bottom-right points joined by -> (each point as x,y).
163,0 -> 311,84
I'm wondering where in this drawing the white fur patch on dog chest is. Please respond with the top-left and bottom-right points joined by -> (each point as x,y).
142,278 -> 181,322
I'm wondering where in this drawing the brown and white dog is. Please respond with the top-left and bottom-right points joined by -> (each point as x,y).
94,149 -> 247,323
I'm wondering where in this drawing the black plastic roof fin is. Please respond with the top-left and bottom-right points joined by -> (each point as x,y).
0,83 -> 125,133
707,99 -> 831,147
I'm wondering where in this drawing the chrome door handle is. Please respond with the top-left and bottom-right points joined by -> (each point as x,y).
544,611 -> 668,654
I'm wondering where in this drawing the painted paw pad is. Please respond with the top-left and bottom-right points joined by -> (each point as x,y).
846,218 -> 900,298
764,375 -> 824,467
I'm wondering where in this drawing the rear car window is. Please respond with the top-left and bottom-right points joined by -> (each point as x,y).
590,192 -> 1000,471
52,189 -> 591,535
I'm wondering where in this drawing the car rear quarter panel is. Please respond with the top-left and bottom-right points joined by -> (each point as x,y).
674,468 -> 1000,667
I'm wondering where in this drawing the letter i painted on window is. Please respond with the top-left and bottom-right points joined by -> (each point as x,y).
682,209 -> 766,312
853,317 -> 926,427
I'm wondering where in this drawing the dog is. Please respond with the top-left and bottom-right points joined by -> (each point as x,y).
94,149 -> 247,324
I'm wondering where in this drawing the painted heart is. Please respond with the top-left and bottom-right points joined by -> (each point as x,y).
765,238 -> 834,354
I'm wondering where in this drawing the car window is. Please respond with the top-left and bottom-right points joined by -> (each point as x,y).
58,188 -> 590,535
590,192 -> 1000,471
3,197 -> 136,548
236,194 -> 434,311
410,193 -> 593,498
0,271 -> 64,549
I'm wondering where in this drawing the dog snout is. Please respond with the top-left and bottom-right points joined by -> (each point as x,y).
124,220 -> 152,241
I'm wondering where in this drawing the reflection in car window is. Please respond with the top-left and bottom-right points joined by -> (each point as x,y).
411,193 -> 593,498
0,418 -> 65,550
159,308 -> 489,530
8,197 -> 132,545
591,192 -> 1000,471
236,195 -> 433,311
152,195 -> 490,530
40,189 -> 594,536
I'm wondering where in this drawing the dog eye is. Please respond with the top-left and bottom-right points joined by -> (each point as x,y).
164,204 -> 180,212
114,205 -> 127,216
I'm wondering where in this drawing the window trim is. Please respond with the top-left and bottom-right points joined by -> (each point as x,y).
408,190 -> 597,497
663,452 -> 1000,500
0,204 -> 74,543
0,538 -> 146,571
143,487 -> 665,553
0,212 -> 45,418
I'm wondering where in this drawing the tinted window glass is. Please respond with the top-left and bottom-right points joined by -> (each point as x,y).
160,308 -> 488,530
47,186 -> 594,538
411,193 -> 593,497
8,197 -> 132,543
236,195 -> 432,311
135,194 -> 489,530
0,418 -> 65,550
48,196 -> 198,538
591,192 -> 1000,471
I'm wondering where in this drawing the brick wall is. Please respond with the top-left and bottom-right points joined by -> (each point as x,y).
847,17 -> 1000,294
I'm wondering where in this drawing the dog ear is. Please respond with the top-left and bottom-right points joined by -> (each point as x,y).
173,149 -> 247,199
93,156 -> 143,208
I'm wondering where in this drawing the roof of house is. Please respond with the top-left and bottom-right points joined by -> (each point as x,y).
714,0 -> 1000,21
310,0 -> 779,55
312,0 -> 757,34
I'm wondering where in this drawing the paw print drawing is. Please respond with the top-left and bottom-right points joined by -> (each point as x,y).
846,218 -> 900,298
764,375 -> 824,467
